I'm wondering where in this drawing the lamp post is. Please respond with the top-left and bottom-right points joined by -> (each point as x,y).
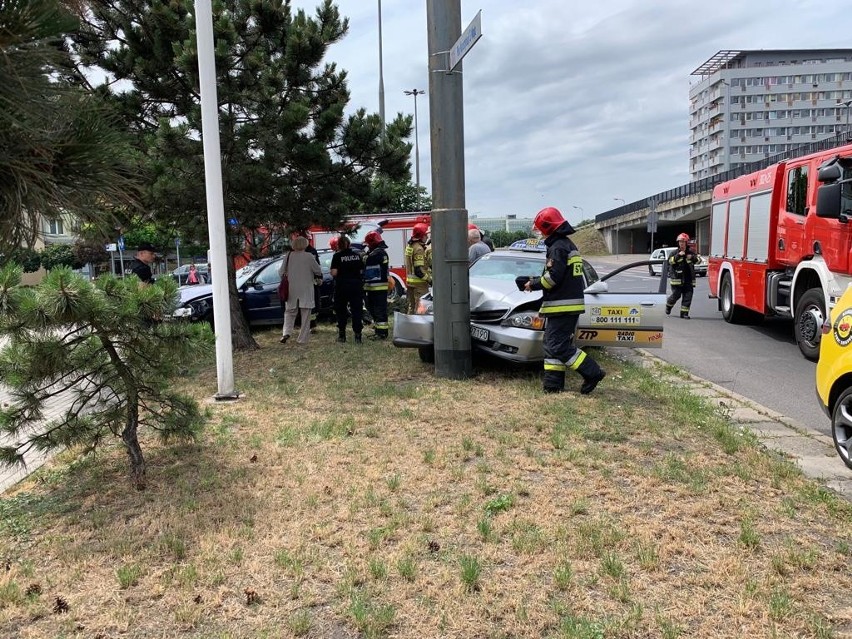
613,198 -> 625,257
842,99 -> 852,141
572,205 -> 584,224
404,89 -> 426,210
377,0 -> 385,133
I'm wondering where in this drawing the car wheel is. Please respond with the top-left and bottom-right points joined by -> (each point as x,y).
418,346 -> 435,364
648,265 -> 656,276
794,288 -> 825,362
831,387 -> 852,470
720,273 -> 747,324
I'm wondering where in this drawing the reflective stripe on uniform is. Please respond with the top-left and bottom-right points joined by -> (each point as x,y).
543,358 -> 567,372
539,298 -> 584,314
567,349 -> 587,370
670,278 -> 682,286
373,322 -> 389,330
364,283 -> 387,291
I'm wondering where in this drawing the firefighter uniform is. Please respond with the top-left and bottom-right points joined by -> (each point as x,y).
364,240 -> 390,339
404,239 -> 431,314
666,249 -> 700,319
529,223 -> 605,394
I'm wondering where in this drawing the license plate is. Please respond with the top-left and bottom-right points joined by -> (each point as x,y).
471,325 -> 489,342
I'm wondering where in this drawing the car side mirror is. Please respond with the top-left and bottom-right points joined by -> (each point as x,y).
584,281 -> 608,294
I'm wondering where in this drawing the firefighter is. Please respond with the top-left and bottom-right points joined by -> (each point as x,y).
524,206 -> 606,395
330,235 -> 365,343
666,232 -> 700,319
363,230 -> 390,339
404,222 -> 431,314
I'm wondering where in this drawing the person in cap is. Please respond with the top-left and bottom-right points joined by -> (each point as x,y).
127,242 -> 157,284
468,225 -> 491,265
524,206 -> 605,395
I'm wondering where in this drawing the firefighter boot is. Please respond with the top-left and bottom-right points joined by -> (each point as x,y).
542,370 -> 565,394
665,304 -> 672,316
577,357 -> 606,395
337,330 -> 346,343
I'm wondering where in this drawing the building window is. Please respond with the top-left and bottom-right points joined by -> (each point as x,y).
47,219 -> 64,235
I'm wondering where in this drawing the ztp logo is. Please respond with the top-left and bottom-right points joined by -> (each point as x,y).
577,330 -> 598,340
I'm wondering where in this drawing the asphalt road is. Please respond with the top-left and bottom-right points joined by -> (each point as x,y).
589,256 -> 827,437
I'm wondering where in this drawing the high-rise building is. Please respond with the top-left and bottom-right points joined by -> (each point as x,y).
689,49 -> 852,182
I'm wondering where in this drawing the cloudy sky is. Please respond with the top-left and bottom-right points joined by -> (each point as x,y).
291,0 -> 851,223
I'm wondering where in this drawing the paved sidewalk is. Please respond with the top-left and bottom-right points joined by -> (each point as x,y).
0,385 -> 70,494
632,349 -> 852,503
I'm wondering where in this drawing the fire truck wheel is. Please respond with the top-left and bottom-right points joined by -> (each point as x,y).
418,346 -> 435,364
720,274 -> 747,324
831,387 -> 852,470
795,288 -> 825,362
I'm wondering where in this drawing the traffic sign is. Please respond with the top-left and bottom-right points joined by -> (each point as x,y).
117,236 -> 125,251
646,210 -> 659,234
449,10 -> 482,72
105,243 -> 117,252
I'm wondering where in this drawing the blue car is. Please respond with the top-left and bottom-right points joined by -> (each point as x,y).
173,250 -> 335,326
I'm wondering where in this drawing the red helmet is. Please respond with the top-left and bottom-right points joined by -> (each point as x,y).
364,230 -> 382,248
411,223 -> 429,241
468,223 -> 479,231
328,236 -> 339,251
677,233 -> 690,242
533,207 -> 566,237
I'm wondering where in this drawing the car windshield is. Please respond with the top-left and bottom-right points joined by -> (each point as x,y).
236,259 -> 275,287
469,253 -> 544,281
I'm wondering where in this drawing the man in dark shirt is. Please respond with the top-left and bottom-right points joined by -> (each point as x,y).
127,242 -> 157,283
330,235 -> 365,344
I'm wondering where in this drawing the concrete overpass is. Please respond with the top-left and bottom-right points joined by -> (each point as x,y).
594,131 -> 849,255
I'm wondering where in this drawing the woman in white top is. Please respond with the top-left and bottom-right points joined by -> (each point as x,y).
278,236 -> 322,344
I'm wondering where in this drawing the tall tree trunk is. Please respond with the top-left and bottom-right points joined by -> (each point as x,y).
121,391 -> 146,490
227,255 -> 259,351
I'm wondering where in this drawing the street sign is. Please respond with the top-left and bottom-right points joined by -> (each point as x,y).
105,243 -> 117,252
175,237 -> 181,247
117,236 -> 125,251
449,10 -> 482,72
646,210 -> 659,234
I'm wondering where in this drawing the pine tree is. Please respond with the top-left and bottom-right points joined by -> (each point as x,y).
0,264 -> 213,488
70,0 -> 413,349
0,0 -> 142,253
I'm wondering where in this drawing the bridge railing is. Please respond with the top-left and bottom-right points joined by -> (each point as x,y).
596,131 -> 851,223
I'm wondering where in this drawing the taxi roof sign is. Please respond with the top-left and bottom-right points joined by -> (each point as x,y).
509,238 -> 547,252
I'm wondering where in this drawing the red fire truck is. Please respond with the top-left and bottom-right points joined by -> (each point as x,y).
709,142 -> 852,360
309,211 -> 431,301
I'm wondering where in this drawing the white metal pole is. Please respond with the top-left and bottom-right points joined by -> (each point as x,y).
378,0 -> 385,133
194,0 -> 236,399
176,236 -> 181,269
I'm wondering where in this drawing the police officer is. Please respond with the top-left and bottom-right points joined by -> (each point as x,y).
524,207 -> 605,395
330,235 -> 365,343
127,242 -> 157,283
363,230 -> 390,339
666,233 -> 700,319
404,223 -> 431,314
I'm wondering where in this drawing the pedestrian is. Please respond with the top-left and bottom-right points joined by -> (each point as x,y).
278,236 -> 322,345
297,231 -> 322,331
524,206 -> 606,395
363,230 -> 390,339
404,222 -> 431,314
127,242 -> 157,284
186,264 -> 200,285
330,235 -> 365,343
665,232 -> 700,319
468,226 -> 491,264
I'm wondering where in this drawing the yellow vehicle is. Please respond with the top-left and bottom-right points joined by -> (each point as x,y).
815,284 -> 852,470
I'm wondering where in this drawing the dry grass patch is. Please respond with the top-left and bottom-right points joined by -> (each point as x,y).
0,325 -> 850,638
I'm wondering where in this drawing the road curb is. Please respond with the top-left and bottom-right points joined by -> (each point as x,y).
633,348 -> 852,503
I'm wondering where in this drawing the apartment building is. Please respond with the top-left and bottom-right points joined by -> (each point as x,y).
689,49 -> 852,181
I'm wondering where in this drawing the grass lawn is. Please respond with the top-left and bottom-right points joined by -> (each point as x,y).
1,325 -> 850,638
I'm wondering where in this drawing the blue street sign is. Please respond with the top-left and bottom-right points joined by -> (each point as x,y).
227,218 -> 239,226
175,237 -> 181,247
117,236 -> 125,251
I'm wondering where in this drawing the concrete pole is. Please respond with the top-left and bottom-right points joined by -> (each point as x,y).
427,0 -> 471,379
195,0 -> 237,399
378,0 -> 386,133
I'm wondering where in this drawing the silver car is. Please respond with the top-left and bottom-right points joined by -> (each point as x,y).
394,244 -> 667,363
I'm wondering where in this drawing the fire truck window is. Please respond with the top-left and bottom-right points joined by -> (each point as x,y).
786,166 -> 808,216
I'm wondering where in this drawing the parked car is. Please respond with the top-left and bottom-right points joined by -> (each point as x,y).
170,263 -> 209,286
393,239 -> 667,363
172,250 -> 335,326
815,284 -> 852,469
648,246 -> 706,277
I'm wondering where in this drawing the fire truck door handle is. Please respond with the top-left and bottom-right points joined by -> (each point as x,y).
795,220 -> 804,225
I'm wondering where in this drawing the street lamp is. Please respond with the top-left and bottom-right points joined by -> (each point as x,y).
613,198 -> 625,257
572,205 -> 584,224
377,0 -> 385,133
841,99 -> 852,141
404,89 -> 426,210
